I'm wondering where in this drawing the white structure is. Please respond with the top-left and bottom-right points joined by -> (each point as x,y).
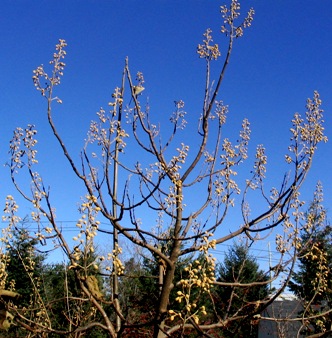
258,294 -> 304,338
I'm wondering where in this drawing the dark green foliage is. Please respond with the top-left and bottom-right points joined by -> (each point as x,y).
176,253 -> 216,310
118,257 -> 158,337
289,227 -> 332,300
41,261 -> 109,337
289,201 -> 332,300
2,229 -> 271,337
215,243 -> 270,338
41,263 -> 78,334
3,227 -> 45,337
119,253 -> 202,337
4,229 -> 109,337
6,228 -> 45,306
289,199 -> 332,335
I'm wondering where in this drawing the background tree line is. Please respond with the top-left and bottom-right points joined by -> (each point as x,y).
2,227 -> 270,337
2,194 -> 332,337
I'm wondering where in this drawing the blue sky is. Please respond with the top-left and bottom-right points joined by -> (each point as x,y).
1,1 -> 331,267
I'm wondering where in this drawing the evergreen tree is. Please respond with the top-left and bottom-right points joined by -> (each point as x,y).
5,228 -> 108,337
215,243 -> 270,338
3,227 -> 46,337
118,256 -> 158,337
6,227 -> 45,305
118,252 -> 205,337
289,190 -> 332,335
42,262 -> 109,338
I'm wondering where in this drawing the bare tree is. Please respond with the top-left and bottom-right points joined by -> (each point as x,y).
1,1 -> 328,337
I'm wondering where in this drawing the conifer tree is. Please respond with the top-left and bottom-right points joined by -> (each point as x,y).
215,243 -> 270,337
3,227 -> 45,337
289,183 -> 332,335
6,227 -> 45,306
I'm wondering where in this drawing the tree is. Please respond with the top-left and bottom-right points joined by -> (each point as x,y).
118,250 -> 197,337
3,0 -> 328,337
116,257 -> 157,337
0,224 -> 46,337
289,182 -> 332,336
41,262 -> 109,338
5,227 -> 45,306
215,243 -> 271,337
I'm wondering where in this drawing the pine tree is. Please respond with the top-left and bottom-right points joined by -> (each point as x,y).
3,227 -> 46,337
215,243 -> 270,338
289,185 -> 332,335
6,227 -> 45,306
42,262 -> 109,338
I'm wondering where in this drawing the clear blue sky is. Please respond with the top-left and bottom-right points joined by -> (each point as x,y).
1,1 -> 331,266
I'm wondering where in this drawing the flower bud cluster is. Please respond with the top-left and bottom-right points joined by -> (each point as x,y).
170,100 -> 187,130
287,92 -> 327,170
70,195 -> 101,268
0,252 -> 10,289
105,244 -> 125,276
220,0 -> 254,38
307,244 -> 329,295
32,39 -> 66,97
9,125 -> 38,172
169,234 -> 216,325
197,29 -> 221,61
87,104 -> 129,157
